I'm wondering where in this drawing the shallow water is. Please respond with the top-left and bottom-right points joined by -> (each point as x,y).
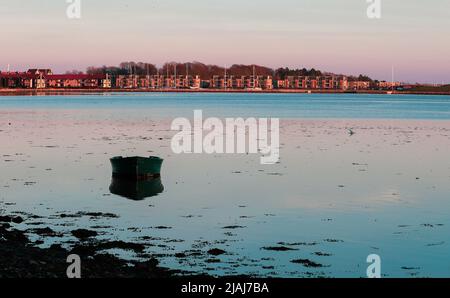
1,93 -> 450,277
1,92 -> 450,119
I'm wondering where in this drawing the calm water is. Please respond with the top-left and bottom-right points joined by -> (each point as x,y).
1,92 -> 450,119
1,93 -> 450,277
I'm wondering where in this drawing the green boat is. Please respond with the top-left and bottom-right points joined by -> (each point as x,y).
110,156 -> 163,179
109,177 -> 164,200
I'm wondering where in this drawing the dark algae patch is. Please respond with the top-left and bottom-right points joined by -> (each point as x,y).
313,252 -> 332,257
0,215 -> 24,224
261,246 -> 298,251
222,225 -> 246,229
205,258 -> 221,263
207,248 -> 226,256
58,211 -> 119,219
0,218 -> 173,278
71,229 -> 98,239
291,259 -> 324,268
323,239 -> 344,243
401,266 -> 421,270
27,227 -> 62,237
277,241 -> 318,246
152,226 -> 172,230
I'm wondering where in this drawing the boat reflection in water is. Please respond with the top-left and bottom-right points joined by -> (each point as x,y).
109,176 -> 164,200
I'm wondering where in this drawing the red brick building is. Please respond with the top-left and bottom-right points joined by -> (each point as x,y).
46,74 -> 110,88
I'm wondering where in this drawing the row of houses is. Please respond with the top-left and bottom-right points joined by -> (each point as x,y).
114,75 -> 275,89
0,70 -> 111,89
114,75 -> 355,90
276,76 -> 348,90
0,69 -> 399,90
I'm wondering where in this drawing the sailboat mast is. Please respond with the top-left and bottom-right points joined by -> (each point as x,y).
186,63 -> 189,88
224,65 -> 227,91
174,64 -> 177,89
253,65 -> 256,89
166,64 -> 169,89
392,65 -> 394,92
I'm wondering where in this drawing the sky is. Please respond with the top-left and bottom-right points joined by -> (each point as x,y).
0,0 -> 449,83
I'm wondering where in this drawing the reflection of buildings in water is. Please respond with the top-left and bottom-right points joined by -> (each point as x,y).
109,177 -> 164,200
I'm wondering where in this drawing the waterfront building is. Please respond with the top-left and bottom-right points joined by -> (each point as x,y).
377,81 -> 401,89
348,81 -> 371,90
47,74 -> 109,88
116,75 -> 139,89
0,68 -> 352,91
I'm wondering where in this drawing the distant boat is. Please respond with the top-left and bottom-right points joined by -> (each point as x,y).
110,156 -> 163,179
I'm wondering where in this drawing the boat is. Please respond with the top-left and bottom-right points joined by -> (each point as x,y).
110,156 -> 163,179
109,177 -> 164,200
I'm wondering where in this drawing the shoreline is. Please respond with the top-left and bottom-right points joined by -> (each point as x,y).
1,88 -> 450,96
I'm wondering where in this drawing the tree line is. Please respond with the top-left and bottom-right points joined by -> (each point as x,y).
83,61 -> 373,81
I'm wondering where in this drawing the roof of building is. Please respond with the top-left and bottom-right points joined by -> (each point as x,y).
1,72 -> 106,80
0,72 -> 38,79
46,74 -> 106,80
